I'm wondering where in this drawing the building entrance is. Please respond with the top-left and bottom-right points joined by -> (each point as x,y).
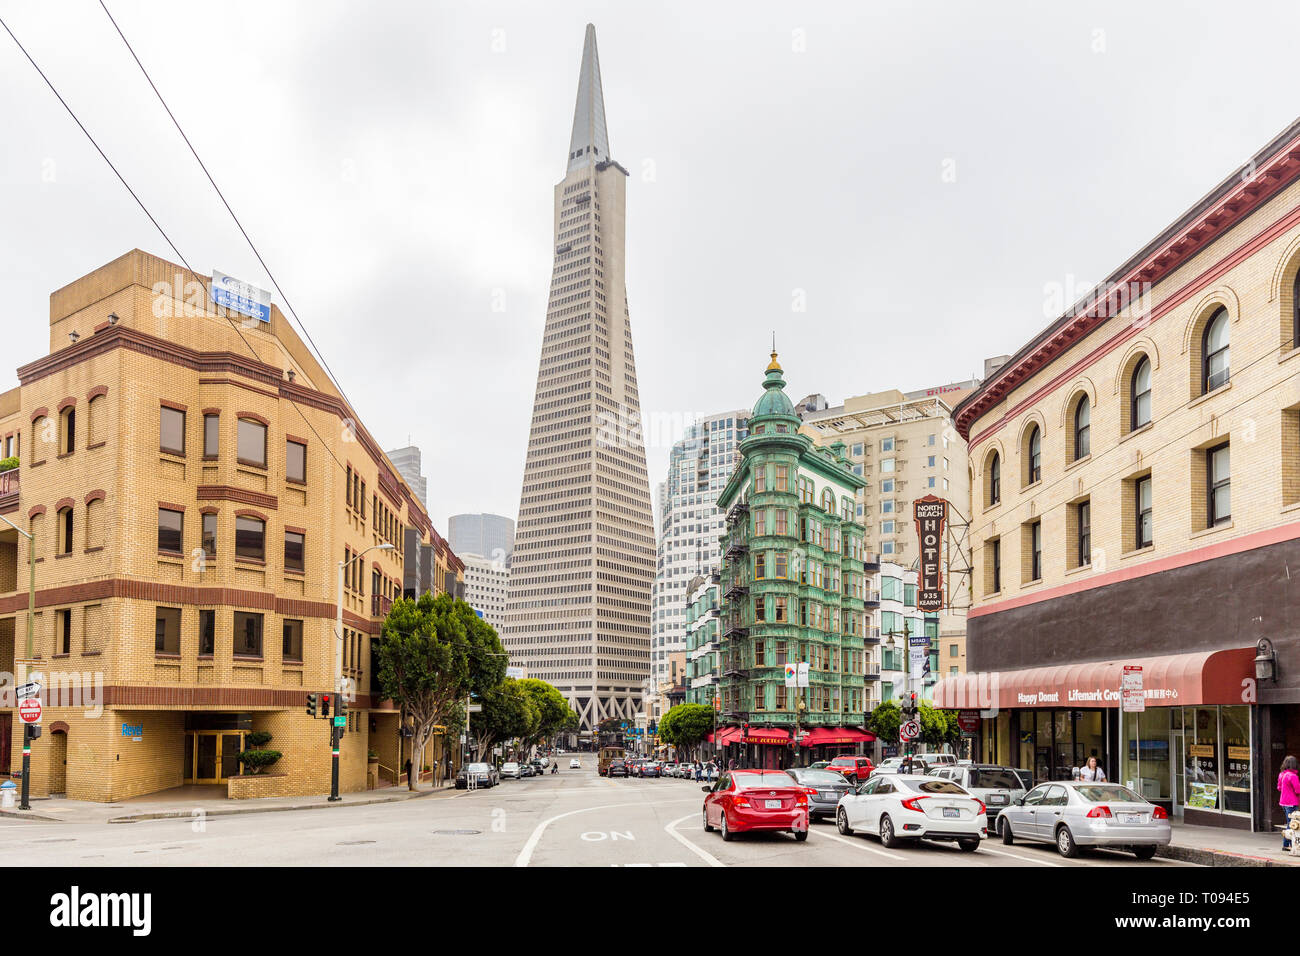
183,730 -> 246,784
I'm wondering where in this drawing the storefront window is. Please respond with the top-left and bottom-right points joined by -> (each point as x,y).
1185,706 -> 1220,811
1122,709 -> 1172,803
1221,706 -> 1251,816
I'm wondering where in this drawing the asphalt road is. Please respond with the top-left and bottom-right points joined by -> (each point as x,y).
0,764 -> 1198,868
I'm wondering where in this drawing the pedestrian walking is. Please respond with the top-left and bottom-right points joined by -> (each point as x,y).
728,758 -> 736,771
1278,756 -> 1300,850
1079,756 -> 1106,782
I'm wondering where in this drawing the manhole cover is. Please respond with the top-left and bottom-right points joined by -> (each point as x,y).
336,840 -> 376,846
432,829 -> 480,835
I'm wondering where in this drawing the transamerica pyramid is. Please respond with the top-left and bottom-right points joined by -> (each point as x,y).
502,25 -> 655,732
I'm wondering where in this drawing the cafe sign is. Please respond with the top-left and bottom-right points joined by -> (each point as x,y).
912,496 -> 947,612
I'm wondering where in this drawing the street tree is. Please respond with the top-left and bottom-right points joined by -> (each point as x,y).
375,592 -> 507,790
918,702 -> 960,750
515,679 -> 575,757
474,677 -> 537,761
866,699 -> 902,744
658,703 -> 714,760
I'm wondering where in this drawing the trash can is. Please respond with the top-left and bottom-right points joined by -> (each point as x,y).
1,780 -> 16,809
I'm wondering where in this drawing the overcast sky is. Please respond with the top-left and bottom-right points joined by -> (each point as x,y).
2,1 -> 1299,534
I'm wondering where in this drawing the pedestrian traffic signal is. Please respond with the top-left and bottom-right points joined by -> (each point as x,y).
307,693 -> 318,717
337,693 -> 349,717
321,694 -> 331,718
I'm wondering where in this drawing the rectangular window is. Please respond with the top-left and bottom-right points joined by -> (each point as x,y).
754,553 -> 766,580
157,507 -> 183,553
754,510 -> 766,536
283,619 -> 304,662
56,608 -> 72,655
1136,475 -> 1153,549
237,418 -> 268,467
754,469 -> 766,494
202,513 -> 217,560
775,465 -> 788,492
199,609 -> 216,656
203,413 -> 219,457
235,515 -> 266,561
881,437 -> 894,452
284,530 -> 305,572
881,458 -> 895,473
154,606 -> 181,654
160,406 -> 185,455
1077,500 -> 1091,566
233,611 -> 264,657
1208,442 -> 1230,527
1031,520 -> 1042,581
989,538 -> 1001,594
286,439 -> 307,483
775,551 -> 788,579
774,596 -> 787,623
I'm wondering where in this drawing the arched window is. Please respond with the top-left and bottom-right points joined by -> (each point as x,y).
987,452 -> 1001,507
1293,270 -> 1299,348
1026,425 -> 1041,485
1131,356 -> 1152,429
59,405 -> 75,456
57,506 -> 73,555
821,488 -> 834,513
1073,396 -> 1091,460
1203,307 -> 1230,392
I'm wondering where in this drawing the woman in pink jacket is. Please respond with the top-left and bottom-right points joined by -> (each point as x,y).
1279,756 -> 1300,850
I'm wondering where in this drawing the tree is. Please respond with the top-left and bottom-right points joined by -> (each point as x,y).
659,703 -> 714,760
918,702 -> 960,750
474,677 -> 537,761
375,592 -> 507,790
514,679 -> 574,757
866,699 -> 902,744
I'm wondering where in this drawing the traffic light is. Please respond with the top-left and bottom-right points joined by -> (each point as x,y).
337,694 -> 349,717
321,694 -> 331,718
307,693 -> 320,717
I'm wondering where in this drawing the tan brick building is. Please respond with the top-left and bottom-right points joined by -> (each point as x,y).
0,250 -> 462,802
934,117 -> 1300,832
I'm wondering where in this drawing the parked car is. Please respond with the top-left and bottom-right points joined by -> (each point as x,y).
872,755 -> 934,775
642,761 -> 662,778
500,761 -> 523,779
569,758 -> 582,769
786,767 -> 854,821
923,753 -> 958,769
928,764 -> 1026,821
658,762 -> 676,778
996,781 -> 1171,859
807,761 -> 831,771
827,755 -> 875,784
455,762 -> 499,789
702,769 -> 811,842
607,759 -> 629,778
836,774 -> 985,851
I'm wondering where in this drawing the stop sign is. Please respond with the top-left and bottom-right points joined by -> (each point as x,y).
18,697 -> 41,724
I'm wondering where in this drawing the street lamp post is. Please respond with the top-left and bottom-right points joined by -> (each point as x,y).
0,512 -> 34,811
333,542 -> 394,801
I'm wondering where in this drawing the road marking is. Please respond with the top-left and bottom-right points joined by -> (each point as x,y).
808,826 -> 906,861
514,798 -> 696,867
976,844 -> 1063,866
664,813 -> 726,868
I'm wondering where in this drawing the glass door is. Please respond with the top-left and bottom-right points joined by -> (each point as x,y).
185,731 -> 246,784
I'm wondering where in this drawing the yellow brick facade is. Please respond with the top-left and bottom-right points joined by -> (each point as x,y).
0,250 -> 463,801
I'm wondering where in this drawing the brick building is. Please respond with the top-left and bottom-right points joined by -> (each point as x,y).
0,249 -> 462,802
934,117 -> 1300,832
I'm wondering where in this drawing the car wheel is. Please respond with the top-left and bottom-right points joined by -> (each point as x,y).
702,809 -> 713,833
879,814 -> 899,848
793,829 -> 808,842
999,817 -> 1014,845
958,837 -> 979,853
1055,825 -> 1079,858
837,807 -> 854,836
721,814 -> 734,842
1132,845 -> 1157,861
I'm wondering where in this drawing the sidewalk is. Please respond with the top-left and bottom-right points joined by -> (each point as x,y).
0,781 -> 459,825
1159,822 -> 1300,867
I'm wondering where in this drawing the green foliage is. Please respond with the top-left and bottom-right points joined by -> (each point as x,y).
476,677 -> 538,756
658,704 -> 714,756
866,699 -> 901,743
246,730 -> 273,749
515,679 -> 573,752
237,749 -> 282,774
0,456 -> 17,473
918,702 -> 960,748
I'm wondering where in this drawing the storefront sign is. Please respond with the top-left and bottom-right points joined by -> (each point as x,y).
957,710 -> 980,734
912,496 -> 947,612
1121,665 -> 1145,713
743,730 -> 789,746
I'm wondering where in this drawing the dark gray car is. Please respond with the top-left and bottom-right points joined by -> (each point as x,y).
786,767 -> 854,821
928,765 -> 1026,822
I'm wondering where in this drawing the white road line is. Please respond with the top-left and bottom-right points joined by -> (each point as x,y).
514,797 -> 697,867
976,844 -> 1063,866
807,826 -> 906,861
664,813 -> 726,868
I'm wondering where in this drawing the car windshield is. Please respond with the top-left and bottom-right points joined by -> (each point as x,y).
898,778 -> 967,795
467,764 -> 490,772
972,769 -> 1023,790
1076,784 -> 1144,803
735,772 -> 799,790
791,770 -> 846,785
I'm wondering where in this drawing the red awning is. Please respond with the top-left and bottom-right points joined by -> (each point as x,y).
931,647 -> 1255,711
744,728 -> 790,746
708,727 -> 743,746
801,727 -> 876,746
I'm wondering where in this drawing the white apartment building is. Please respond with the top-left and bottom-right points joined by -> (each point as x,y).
462,554 -> 510,633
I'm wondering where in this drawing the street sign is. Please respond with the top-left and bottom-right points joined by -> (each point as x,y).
957,710 -> 981,734
1121,665 -> 1145,713
900,719 -> 921,741
333,715 -> 346,727
908,635 -> 930,646
18,697 -> 41,724
467,704 -> 483,713
14,681 -> 41,699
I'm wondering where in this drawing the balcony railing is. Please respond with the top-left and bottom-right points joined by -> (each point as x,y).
722,620 -> 749,640
863,626 -> 882,644
371,594 -> 393,618
723,581 -> 749,600
0,468 -> 17,508
726,500 -> 749,525
723,541 -> 749,560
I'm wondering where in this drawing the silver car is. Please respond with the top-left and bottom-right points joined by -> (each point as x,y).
996,781 -> 1171,859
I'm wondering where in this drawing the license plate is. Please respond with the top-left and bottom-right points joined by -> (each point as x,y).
765,799 -> 783,809
818,791 -> 835,799
943,807 -> 961,818
1118,812 -> 1143,824
988,794 -> 1007,804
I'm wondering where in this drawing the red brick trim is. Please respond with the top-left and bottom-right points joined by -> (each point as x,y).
48,721 -> 69,734
54,497 -> 75,512
27,505 -> 45,518
284,525 -> 307,535
160,399 -> 188,413
158,501 -> 186,513
84,489 -> 105,505
57,397 -> 76,412
234,508 -> 268,523
30,407 -> 47,422
86,441 -> 107,451
237,411 -> 270,427
86,385 -> 109,401
202,408 -> 221,416
0,577 -> 337,617
196,485 -> 277,510
285,434 -> 308,445
199,506 -> 220,515
198,377 -> 281,401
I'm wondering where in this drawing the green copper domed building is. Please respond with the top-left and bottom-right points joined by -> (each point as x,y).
715,352 -> 879,768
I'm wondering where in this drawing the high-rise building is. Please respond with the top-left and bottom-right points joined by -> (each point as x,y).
502,25 -> 655,731
386,444 -> 428,508
448,512 -> 515,564
461,554 -> 509,633
651,409 -> 749,684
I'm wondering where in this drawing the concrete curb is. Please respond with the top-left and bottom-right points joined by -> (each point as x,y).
1157,843 -> 1300,867
0,807 -> 63,822
106,786 -> 452,824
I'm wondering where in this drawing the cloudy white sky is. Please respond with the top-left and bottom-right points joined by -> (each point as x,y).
2,1 -> 1299,534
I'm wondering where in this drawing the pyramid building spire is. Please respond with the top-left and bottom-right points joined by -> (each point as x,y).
567,24 -> 611,172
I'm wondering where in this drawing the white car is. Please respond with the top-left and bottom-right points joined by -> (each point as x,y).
569,758 -> 581,769
835,773 -> 986,852
501,762 -> 522,779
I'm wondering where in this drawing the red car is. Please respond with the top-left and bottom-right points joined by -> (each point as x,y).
701,770 -> 811,842
827,755 -> 875,784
